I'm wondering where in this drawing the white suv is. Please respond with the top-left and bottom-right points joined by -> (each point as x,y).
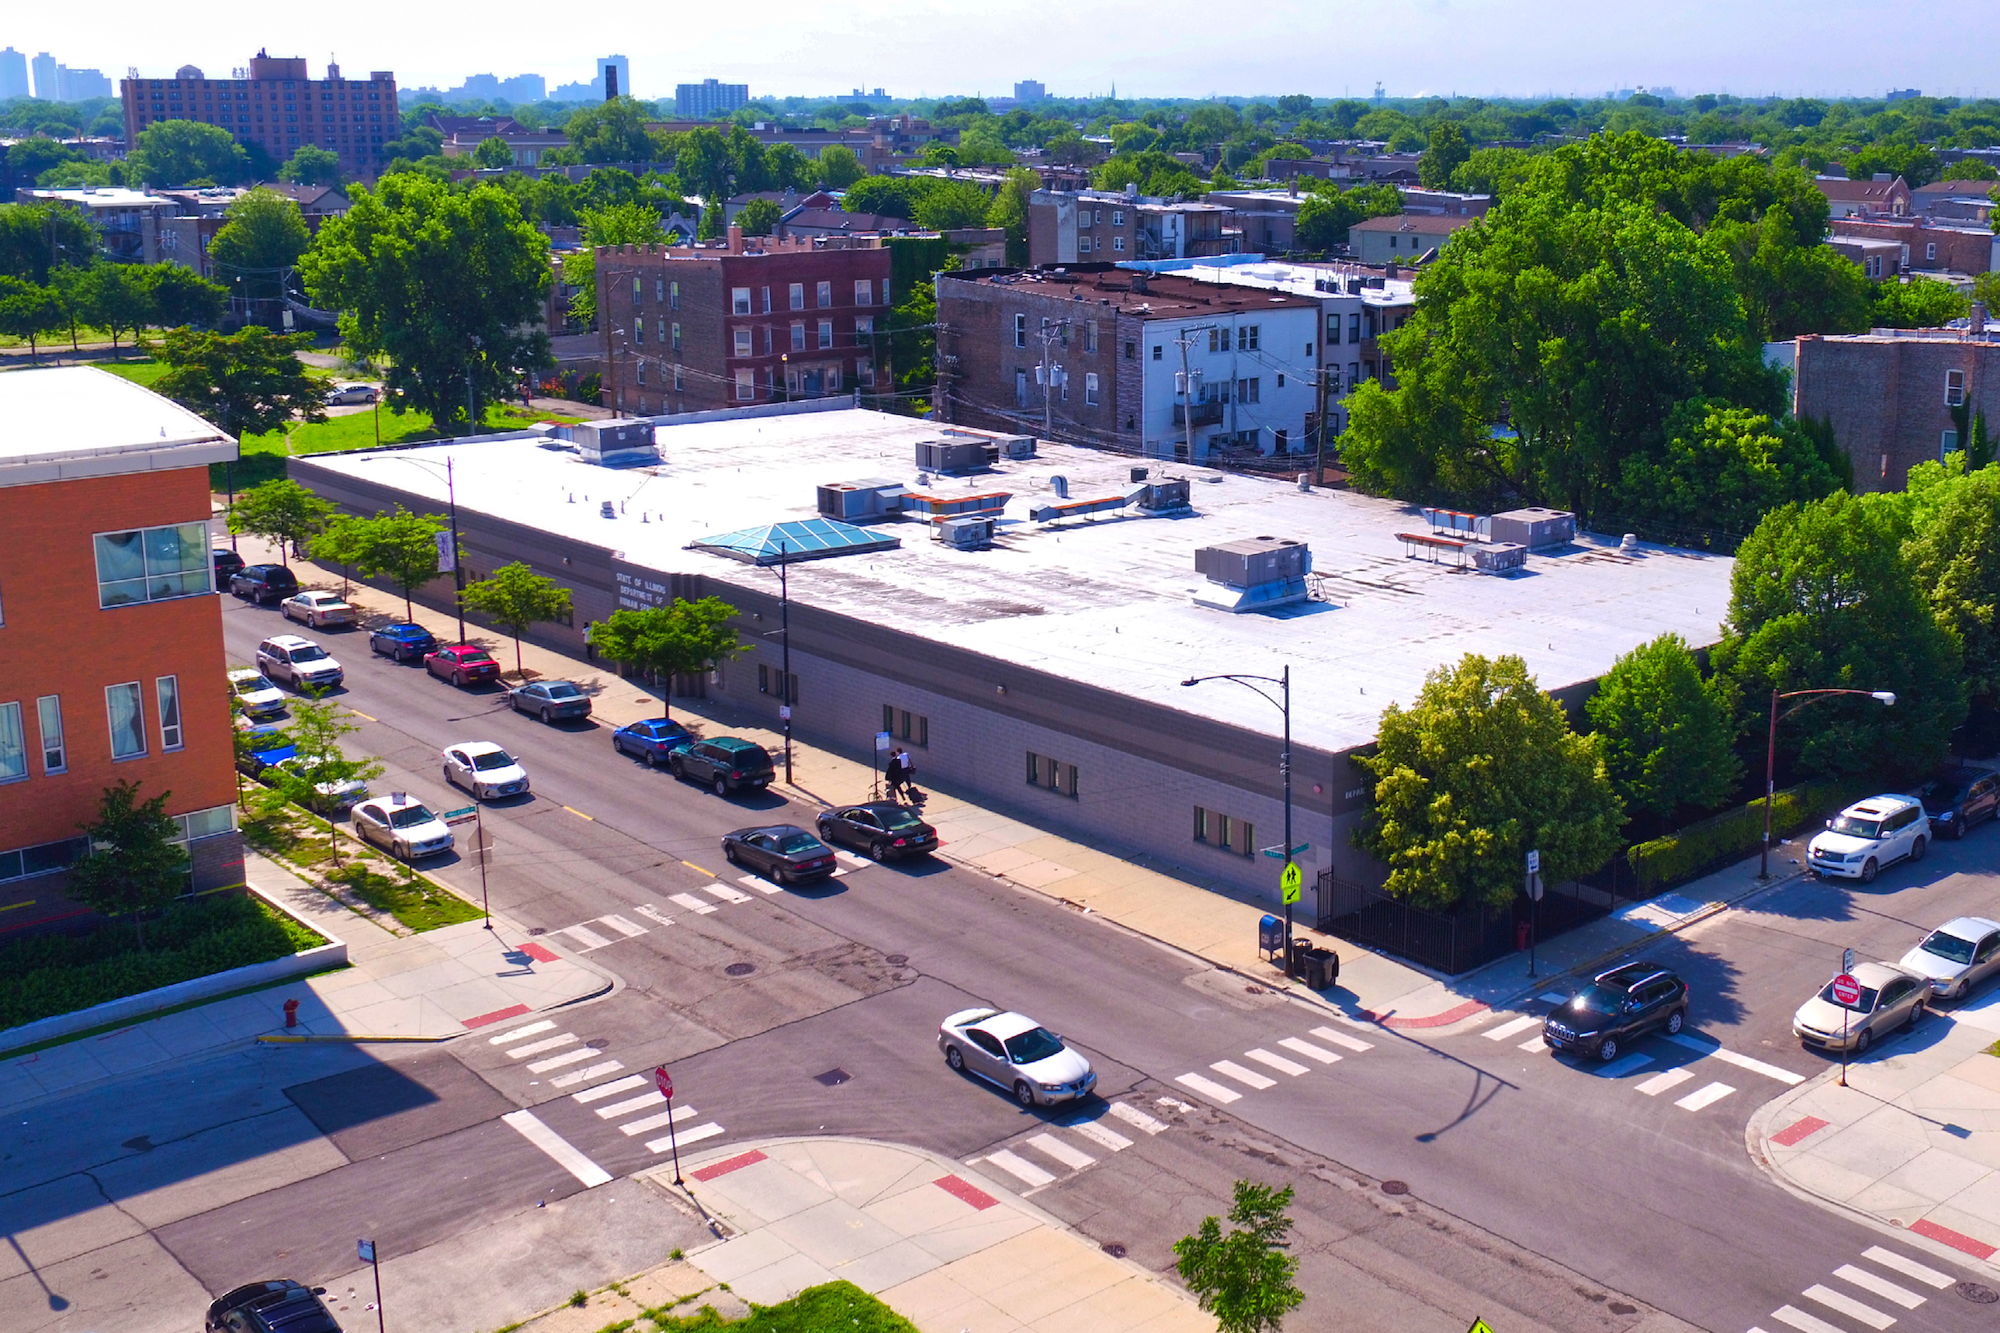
256,634 -> 345,692
1808,795 -> 1930,883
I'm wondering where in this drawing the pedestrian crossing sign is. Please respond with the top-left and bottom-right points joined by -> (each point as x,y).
1281,861 -> 1302,904
1466,1319 -> 1495,1333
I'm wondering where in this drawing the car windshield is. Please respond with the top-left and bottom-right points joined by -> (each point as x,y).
1923,781 -> 1966,807
289,645 -> 328,663
880,809 -> 926,830
387,805 -> 436,829
1003,1027 -> 1066,1064
644,723 -> 681,738
1921,932 -> 1977,964
1819,980 -> 1880,1013
544,683 -> 581,699
776,833 -> 825,854
462,651 -> 494,663
1830,814 -> 1885,838
234,676 -> 273,694
472,750 -> 517,771
1570,984 -> 1627,1015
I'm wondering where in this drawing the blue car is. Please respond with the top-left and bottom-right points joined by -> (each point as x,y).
613,717 -> 694,767
369,622 -> 438,662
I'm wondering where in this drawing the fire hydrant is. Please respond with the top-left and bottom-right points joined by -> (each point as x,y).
283,998 -> 300,1028
1515,922 -> 1532,952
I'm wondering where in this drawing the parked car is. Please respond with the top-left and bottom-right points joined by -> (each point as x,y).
937,1007 -> 1097,1107
205,1278 -> 342,1333
667,736 -> 776,795
815,801 -> 938,861
1542,962 -> 1690,1063
442,741 -> 530,800
612,717 -> 694,766
1807,795 -> 1930,882
1897,916 -> 2000,1001
369,622 -> 438,662
240,735 -> 368,811
1792,960 -> 1926,1053
230,564 -> 300,605
255,634 -> 344,691
281,590 -> 357,629
509,678 -> 593,723
721,823 -> 838,885
1917,765 -> 2000,840
425,643 -> 502,687
228,667 -> 288,720
352,795 -> 454,860
213,548 -> 246,587
324,382 -> 377,405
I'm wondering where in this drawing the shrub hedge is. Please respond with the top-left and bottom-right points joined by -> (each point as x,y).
648,1281 -> 919,1332
0,892 -> 326,1030
1628,777 -> 1879,893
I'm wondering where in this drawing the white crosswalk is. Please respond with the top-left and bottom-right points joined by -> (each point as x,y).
970,1102 -> 1156,1190
543,872 -> 812,949
1745,1243 -> 1952,1333
482,1025 -> 730,1166
1169,1019 -> 1385,1108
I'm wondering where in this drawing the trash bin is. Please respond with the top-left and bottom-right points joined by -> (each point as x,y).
1289,939 -> 1339,990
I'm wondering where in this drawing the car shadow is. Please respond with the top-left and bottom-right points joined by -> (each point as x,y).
877,855 -> 954,879
943,1063 -> 1100,1121
781,876 -> 850,899
717,787 -> 791,812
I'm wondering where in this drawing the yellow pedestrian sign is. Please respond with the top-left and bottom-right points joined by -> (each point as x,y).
1281,861 -> 1302,904
1466,1320 -> 1496,1333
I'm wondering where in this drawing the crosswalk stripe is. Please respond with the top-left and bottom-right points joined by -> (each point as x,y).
1771,1304 -> 1847,1333
1108,1102 -> 1169,1134
1308,1026 -> 1374,1052
1278,1037 -> 1343,1064
834,850 -> 872,870
634,904 -> 676,928
981,1149 -> 1057,1187
1861,1248 -> 1953,1289
595,1091 -> 666,1118
551,1061 -> 622,1089
647,1122 -> 724,1153
622,1104 -> 700,1136
1636,1068 -> 1695,1097
1801,1284 -> 1895,1329
669,893 -> 718,915
488,1019 -> 555,1045
557,924 -> 612,950
597,914 -> 646,937
1674,1081 -> 1736,1112
1484,1015 -> 1541,1042
1661,1033 -> 1806,1085
1244,1048 -> 1311,1077
500,1109 -> 612,1188
1174,1073 -> 1242,1104
573,1074 -> 647,1104
1067,1119 -> 1133,1151
508,1034 -> 577,1059
703,882 -> 754,904
1211,1060 -> 1277,1090
1833,1265 -> 1925,1309
1518,1035 -> 1548,1051
738,875 -> 784,895
527,1048 -> 600,1073
1594,1053 -> 1655,1078
1026,1133 -> 1096,1170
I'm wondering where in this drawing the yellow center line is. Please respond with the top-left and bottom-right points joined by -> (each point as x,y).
343,708 -> 377,722
562,805 -> 595,821
681,859 -> 717,878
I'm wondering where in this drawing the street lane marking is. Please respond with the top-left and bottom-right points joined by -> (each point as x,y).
501,1109 -> 612,1188
1771,1306 -> 1846,1333
562,805 -> 595,821
1801,1285 -> 1895,1329
1067,1120 -> 1133,1151
1833,1265 -> 1925,1309
1109,1102 -> 1169,1134
488,1020 -> 555,1045
1593,1053 -> 1655,1079
1674,1081 -> 1737,1112
1862,1248 -> 1953,1288
634,905 -> 676,927
551,1062 -> 622,1089
507,1034 -> 577,1059
1211,1061 -> 1277,1090
737,875 -> 784,895
1026,1133 -> 1095,1171
556,924 -> 612,950
598,914 -> 646,937
573,1075 -> 647,1103
1308,1026 -> 1373,1052
1538,992 -> 1568,1003
1484,1015 -> 1540,1042
1244,1049 -> 1310,1077
527,1048 -> 600,1073
343,708 -> 377,722
681,860 -> 716,877
703,882 -> 754,904
622,1104 -> 699,1135
1662,1033 -> 1806,1084
1518,1036 -> 1548,1051
981,1149 -> 1056,1187
647,1122 -> 724,1153
1636,1068 -> 1695,1096
669,893 -> 718,915
1174,1073 -> 1242,1104
1278,1037 -> 1343,1064
595,1092 -> 666,1118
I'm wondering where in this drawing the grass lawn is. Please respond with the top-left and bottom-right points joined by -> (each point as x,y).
647,1282 -> 919,1332
325,864 -> 485,932
241,792 -> 483,932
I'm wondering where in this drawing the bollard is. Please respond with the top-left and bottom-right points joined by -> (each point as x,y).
1515,922 -> 1531,952
283,998 -> 300,1028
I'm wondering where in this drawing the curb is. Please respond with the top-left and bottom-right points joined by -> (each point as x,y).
257,1032 -> 453,1044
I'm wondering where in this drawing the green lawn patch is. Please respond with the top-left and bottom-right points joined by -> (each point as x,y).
645,1282 -> 919,1332
0,893 -> 326,1030
325,863 -> 485,932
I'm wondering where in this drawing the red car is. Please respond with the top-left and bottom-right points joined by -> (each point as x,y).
425,643 -> 502,687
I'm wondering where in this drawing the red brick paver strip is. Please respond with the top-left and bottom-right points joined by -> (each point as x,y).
692,1149 -> 768,1182
934,1174 -> 999,1210
1770,1115 -> 1832,1148
462,1004 -> 531,1029
1365,998 -> 1490,1029
517,942 -> 561,964
1912,1218 -> 1998,1260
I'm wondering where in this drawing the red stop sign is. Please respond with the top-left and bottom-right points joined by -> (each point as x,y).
1831,973 -> 1861,1006
655,1065 -> 673,1099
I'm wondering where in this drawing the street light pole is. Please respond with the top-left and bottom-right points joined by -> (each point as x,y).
1183,667 -> 1298,967
445,456 -> 466,644
779,542 -> 792,785
1761,686 -> 1897,878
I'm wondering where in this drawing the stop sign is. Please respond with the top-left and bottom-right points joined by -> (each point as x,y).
1831,973 -> 1861,1006
655,1065 -> 673,1099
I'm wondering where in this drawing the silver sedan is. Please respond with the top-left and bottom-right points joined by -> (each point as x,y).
1792,961 -> 1927,1054
1898,916 -> 2000,1001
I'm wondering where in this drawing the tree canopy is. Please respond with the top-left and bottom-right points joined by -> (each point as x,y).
280,145 -> 343,186
590,598 -> 747,709
461,562 -> 573,674
149,327 -> 327,439
1173,1181 -> 1304,1333
66,781 -> 190,945
207,188 -> 311,303
1586,633 -> 1741,823
0,202 -> 97,284
562,201 -> 669,327
229,479 -> 335,557
128,119 -> 250,186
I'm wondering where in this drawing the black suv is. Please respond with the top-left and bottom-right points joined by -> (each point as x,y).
230,564 -> 300,605
205,1279 -> 342,1333
1918,765 -> 2000,840
1542,962 -> 1689,1063
667,736 -> 776,795
213,548 -> 246,587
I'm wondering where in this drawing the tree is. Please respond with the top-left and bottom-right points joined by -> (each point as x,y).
1418,121 -> 1471,189
273,694 -> 383,864
590,598 -> 748,710
461,561 -> 573,675
1353,654 -> 1624,910
0,277 -> 65,362
1872,275 -> 1970,329
1173,1181 -> 1304,1333
280,145 -> 343,187
64,262 -> 151,352
987,167 -> 1037,266
816,145 -> 865,189
66,780 -> 190,946
471,135 -> 515,169
128,119 -> 250,186
1943,158 -> 2000,182
310,513 -> 370,596
736,197 -> 782,237
562,201 -> 668,327
1974,270 -> 2000,317
1586,633 -> 1741,825
230,479 -> 336,557
352,506 -> 448,620
1901,460 -> 2000,706
912,181 -> 994,231
143,263 -> 228,329
0,201 -> 98,284
565,97 -> 657,164
1294,183 -> 1402,250
207,189 -> 312,304
300,175 -> 552,434
1617,399 -> 1848,535
149,327 -> 328,438
1703,203 -> 1870,341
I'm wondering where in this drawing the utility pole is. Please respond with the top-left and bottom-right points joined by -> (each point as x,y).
1037,319 -> 1068,442
1173,325 -> 1215,464
778,542 -> 792,785
445,456 -> 466,644
1312,365 -> 1332,486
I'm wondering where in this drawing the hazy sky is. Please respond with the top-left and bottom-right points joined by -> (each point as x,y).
15,0 -> 1999,101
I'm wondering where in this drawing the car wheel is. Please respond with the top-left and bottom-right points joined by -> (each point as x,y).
1955,820 -> 1968,840
818,820 -> 835,841
1860,857 -> 1879,884
1855,1028 -> 1872,1055
724,845 -> 739,865
668,756 -> 684,778
1911,836 -> 1926,862
646,750 -> 662,769
1665,1008 -> 1685,1036
871,840 -> 890,861
1597,1037 -> 1620,1063
453,672 -> 465,688
541,707 -> 553,724
444,766 -> 457,790
945,1045 -> 964,1071
713,775 -> 728,797
1014,1081 -> 1036,1107
393,841 -> 408,860
776,867 -> 792,887
1907,1003 -> 1924,1030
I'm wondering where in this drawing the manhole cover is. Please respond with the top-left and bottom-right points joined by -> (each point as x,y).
1608,1303 -> 1637,1316
724,962 -> 756,977
885,954 -> 909,965
1380,1180 -> 1410,1196
1957,1281 -> 1999,1304
121,1135 -> 153,1153
584,1038 -> 608,1050
1100,1242 -> 1127,1258
528,927 -> 547,936
814,1068 -> 851,1086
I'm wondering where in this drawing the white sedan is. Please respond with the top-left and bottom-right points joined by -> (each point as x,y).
352,795 -> 454,860
442,741 -> 530,800
281,591 -> 358,629
937,1007 -> 1097,1107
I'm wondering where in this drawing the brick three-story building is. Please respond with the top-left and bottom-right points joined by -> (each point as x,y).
122,51 -> 398,180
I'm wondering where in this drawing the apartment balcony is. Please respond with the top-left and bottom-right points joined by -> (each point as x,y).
1175,401 -> 1225,427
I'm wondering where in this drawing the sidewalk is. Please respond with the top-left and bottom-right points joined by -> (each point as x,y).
0,850 -> 610,1114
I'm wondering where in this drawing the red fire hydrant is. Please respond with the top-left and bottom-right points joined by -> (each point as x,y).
1515,922 -> 1532,952
283,998 -> 300,1028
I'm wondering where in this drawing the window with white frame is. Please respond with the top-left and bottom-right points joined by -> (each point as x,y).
789,282 -> 805,310
1016,369 -> 1029,406
735,369 -> 755,401
732,287 -> 752,315
671,322 -> 682,351
791,322 -> 807,351
1943,429 -> 1961,457
655,277 -> 665,303
761,286 -> 771,313
1085,320 -> 1098,352
858,358 -> 874,386
632,276 -> 643,303
1079,236 -> 1092,254
828,366 -> 842,391
636,361 -> 646,386
106,682 -> 145,759
94,523 -> 211,609
37,695 -> 63,774
1084,371 -> 1099,405
1948,369 -> 1966,406
633,319 -> 644,345
818,319 -> 833,349
673,365 -> 684,392
670,280 -> 680,309
854,315 -> 874,340
656,317 -> 666,345
156,676 -> 182,751
1928,242 -> 1938,261
817,280 -> 832,307
1238,324 -> 1260,351
0,701 -> 24,783
733,328 -> 753,357
1112,209 -> 1125,226
1112,236 -> 1124,252
1014,314 -> 1027,348
854,279 -> 874,305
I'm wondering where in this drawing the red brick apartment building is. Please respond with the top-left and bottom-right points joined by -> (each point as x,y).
0,368 -> 243,936
1794,317 -> 2000,491
594,229 -> 893,415
122,51 -> 398,180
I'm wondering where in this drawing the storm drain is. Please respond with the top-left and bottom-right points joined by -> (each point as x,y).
1958,1282 -> 1998,1304
724,962 -> 756,977
814,1068 -> 851,1086
885,954 -> 909,965
1100,1242 -> 1127,1258
1380,1180 -> 1410,1196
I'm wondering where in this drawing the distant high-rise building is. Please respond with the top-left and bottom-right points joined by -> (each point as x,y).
30,51 -> 57,99
58,67 -> 112,100
598,55 -> 629,99
0,48 -> 28,101
550,57 -> 628,102
676,78 -> 747,118
122,51 -> 399,179
499,73 -> 544,102
1013,80 -> 1046,104
1887,88 -> 1922,102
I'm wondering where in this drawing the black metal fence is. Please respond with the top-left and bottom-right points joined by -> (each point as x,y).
1314,869 -> 1631,976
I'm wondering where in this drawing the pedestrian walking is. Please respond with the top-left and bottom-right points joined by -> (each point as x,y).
885,747 -> 912,800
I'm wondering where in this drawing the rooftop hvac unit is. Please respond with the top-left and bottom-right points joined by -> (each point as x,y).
1473,542 -> 1527,574
1191,536 -> 1312,613
1488,507 -> 1575,550
914,439 -> 988,474
574,417 -> 658,464
997,435 -> 1036,459
1131,478 -> 1190,512
936,515 -> 995,550
816,478 -> 908,523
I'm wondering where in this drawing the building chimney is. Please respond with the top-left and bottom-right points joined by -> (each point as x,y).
1130,270 -> 1149,294
727,224 -> 743,254
1288,176 -> 1297,198
1384,262 -> 1399,281
604,63 -> 618,101
1973,302 -> 1989,337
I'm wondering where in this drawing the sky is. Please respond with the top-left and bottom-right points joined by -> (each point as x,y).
13,0 -> 2000,102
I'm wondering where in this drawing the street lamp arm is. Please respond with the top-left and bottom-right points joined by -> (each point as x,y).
1760,685 -> 1895,879
1181,672 -> 1287,714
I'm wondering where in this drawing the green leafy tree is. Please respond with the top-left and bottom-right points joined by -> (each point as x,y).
565,97 -> 657,164
0,277 -> 65,361
300,175 -> 553,434
1450,146 -> 1537,198
736,197 -> 782,237
128,119 -> 250,186
274,693 -> 383,863
0,201 -> 98,283
987,168 -> 1037,266
1617,399 -> 1848,535
1702,203 -> 1870,341
461,561 -> 573,675
590,598 -> 748,711
1173,1181 -> 1304,1333
1973,270 -> 2000,316
37,158 -> 121,189
1943,158 -> 2000,182
310,512 -> 370,596
142,263 -> 228,329
1294,183 -> 1402,250
815,145 -> 865,189
149,327 -> 328,438
229,478 -> 336,558
1353,653 -> 1624,909
66,781 -> 190,946
352,506 -> 448,620
207,189 -> 312,304
1586,633 -> 1741,825
1901,460 -> 2000,705
562,201 -> 668,327
471,135 -> 515,169
64,262 -> 151,352
1418,121 -> 1471,189
8,136 -> 82,182
1871,275 -> 1971,329
280,145 -> 343,187
912,181 -> 994,231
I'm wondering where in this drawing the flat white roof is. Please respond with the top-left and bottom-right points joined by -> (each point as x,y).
309,409 -> 1733,753
0,366 -> 237,486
